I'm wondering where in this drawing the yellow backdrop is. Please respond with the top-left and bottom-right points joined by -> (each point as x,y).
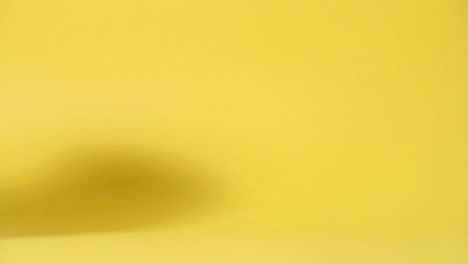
0,0 -> 466,263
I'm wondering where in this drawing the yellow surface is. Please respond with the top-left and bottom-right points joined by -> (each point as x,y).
0,0 -> 466,263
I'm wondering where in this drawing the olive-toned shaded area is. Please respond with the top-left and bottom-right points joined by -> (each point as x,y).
0,145 -> 210,237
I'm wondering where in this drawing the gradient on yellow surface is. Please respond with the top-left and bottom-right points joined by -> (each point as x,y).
0,0 -> 467,262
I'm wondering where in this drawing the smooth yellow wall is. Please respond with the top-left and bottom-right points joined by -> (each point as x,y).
0,0 -> 466,262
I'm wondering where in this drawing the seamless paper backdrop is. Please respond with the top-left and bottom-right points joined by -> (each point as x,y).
0,0 -> 466,263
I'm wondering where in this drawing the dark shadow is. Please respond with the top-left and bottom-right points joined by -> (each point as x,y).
0,144 -> 215,238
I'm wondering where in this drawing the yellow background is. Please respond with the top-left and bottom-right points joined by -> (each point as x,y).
0,0 -> 466,263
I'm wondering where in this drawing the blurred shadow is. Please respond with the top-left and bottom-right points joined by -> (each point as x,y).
0,144 -> 213,237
